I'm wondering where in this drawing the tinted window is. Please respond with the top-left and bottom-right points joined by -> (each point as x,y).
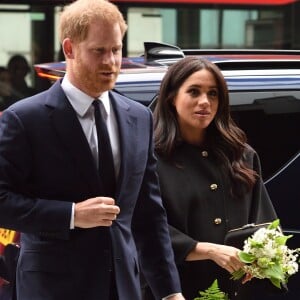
230,91 -> 300,180
114,82 -> 160,106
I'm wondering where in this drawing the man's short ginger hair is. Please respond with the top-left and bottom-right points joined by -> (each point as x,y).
59,0 -> 127,44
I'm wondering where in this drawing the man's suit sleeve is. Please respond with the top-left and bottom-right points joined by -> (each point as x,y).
131,108 -> 182,299
0,109 -> 72,239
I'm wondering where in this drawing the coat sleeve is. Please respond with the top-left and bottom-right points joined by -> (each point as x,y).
248,149 -> 278,223
0,109 -> 72,239
131,109 -> 182,299
168,224 -> 198,265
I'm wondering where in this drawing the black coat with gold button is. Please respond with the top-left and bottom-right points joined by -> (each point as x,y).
156,142 -> 277,300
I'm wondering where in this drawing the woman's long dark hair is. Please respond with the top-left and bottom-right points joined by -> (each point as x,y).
153,56 -> 258,197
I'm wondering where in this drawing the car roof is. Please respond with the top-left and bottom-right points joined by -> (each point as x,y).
34,41 -> 300,81
34,42 -> 300,106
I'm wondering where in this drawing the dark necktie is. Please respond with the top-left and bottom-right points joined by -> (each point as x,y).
93,100 -> 116,197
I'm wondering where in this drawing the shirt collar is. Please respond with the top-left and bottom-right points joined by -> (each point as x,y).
61,76 -> 110,117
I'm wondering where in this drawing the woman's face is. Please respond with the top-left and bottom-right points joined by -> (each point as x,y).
173,68 -> 219,145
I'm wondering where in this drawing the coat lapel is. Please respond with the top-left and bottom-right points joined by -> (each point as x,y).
110,91 -> 138,198
44,83 -> 139,198
45,81 -> 102,195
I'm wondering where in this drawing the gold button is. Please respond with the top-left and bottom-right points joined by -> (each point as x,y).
210,183 -> 218,191
214,218 -> 222,225
201,150 -> 208,157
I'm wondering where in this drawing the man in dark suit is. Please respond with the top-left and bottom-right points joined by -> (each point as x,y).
0,1 -> 184,299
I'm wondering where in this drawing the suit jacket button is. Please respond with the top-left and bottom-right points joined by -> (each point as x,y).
214,218 -> 222,225
210,183 -> 218,191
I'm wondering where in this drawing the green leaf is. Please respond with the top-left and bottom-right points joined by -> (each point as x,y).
270,277 -> 282,289
275,235 -> 293,246
231,268 -> 245,280
239,251 -> 256,263
268,219 -> 280,229
249,240 -> 264,248
194,279 -> 229,300
264,264 -> 285,281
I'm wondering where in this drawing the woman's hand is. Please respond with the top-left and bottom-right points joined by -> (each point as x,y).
186,242 -> 244,273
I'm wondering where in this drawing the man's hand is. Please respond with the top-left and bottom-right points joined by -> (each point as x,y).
74,197 -> 120,228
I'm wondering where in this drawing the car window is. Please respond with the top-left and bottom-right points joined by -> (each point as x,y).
114,83 -> 160,106
230,91 -> 300,181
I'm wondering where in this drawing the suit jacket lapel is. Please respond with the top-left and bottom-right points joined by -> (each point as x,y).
44,83 -> 139,198
45,81 -> 101,195
110,91 -> 138,198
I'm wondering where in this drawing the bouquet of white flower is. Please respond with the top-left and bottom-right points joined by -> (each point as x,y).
231,219 -> 300,289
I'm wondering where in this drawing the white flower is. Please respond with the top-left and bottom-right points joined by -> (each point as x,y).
231,219 -> 300,289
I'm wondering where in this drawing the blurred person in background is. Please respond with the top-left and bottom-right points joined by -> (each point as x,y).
7,54 -> 37,101
0,67 -> 14,111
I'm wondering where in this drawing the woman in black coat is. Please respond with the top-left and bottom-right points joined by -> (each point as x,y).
143,57 -> 277,300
